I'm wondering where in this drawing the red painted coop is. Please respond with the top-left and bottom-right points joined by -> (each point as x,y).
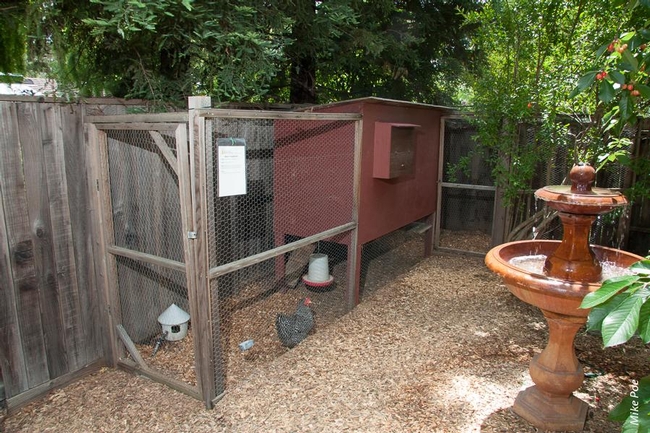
273,97 -> 451,304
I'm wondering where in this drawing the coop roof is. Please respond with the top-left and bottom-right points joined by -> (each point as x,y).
158,303 -> 190,325
305,96 -> 458,113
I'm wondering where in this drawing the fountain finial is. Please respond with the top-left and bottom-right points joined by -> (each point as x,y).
569,163 -> 595,193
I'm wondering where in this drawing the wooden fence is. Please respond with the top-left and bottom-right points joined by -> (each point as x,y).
0,97 -> 146,411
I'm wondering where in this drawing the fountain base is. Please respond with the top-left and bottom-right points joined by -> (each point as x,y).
513,386 -> 589,431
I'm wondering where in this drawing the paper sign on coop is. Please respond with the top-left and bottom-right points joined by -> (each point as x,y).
217,138 -> 247,197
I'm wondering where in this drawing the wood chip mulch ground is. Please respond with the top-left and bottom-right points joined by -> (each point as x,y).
2,252 -> 648,433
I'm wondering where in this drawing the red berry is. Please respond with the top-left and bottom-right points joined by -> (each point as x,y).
608,43 -> 615,52
632,90 -> 640,96
641,44 -> 647,51
527,102 -> 532,109
622,84 -> 628,90
596,73 -> 603,80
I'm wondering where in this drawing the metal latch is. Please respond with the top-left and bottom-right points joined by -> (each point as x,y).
188,231 -> 197,239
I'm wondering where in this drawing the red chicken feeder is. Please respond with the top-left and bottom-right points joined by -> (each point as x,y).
302,274 -> 334,288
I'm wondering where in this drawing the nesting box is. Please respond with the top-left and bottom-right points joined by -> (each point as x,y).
157,304 -> 190,341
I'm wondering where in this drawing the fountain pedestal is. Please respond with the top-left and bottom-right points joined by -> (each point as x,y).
513,311 -> 588,431
485,164 -> 643,431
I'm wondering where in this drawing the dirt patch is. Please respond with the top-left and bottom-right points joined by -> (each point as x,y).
2,252 -> 648,432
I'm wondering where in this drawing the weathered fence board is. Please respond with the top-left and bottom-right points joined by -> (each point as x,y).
2,102 -> 51,390
61,104 -> 103,364
0,103 -> 32,397
0,100 -> 106,410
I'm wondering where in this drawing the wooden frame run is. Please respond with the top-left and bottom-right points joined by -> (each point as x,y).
87,116 -> 213,406
87,100 -> 362,409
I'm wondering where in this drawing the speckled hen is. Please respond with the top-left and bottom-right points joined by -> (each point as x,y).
275,297 -> 314,348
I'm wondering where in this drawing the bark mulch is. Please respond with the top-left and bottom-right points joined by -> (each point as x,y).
2,253 -> 647,432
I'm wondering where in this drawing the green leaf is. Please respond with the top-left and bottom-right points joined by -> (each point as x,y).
602,295 -> 644,347
639,298 -> 650,343
587,294 -> 629,332
621,416 -> 639,433
599,80 -> 616,103
621,31 -> 637,42
570,71 -> 598,98
610,69 -> 627,84
610,395 -> 634,421
581,275 -> 640,308
620,92 -> 634,123
622,49 -> 639,71
617,152 -> 632,166
632,285 -> 650,300
638,375 -> 650,401
631,259 -> 650,274
640,402 -> 650,431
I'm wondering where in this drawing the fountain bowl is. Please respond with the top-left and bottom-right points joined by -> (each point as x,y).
485,240 -> 643,317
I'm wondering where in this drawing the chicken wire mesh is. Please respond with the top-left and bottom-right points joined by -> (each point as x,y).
439,118 -> 494,254
203,115 -> 358,394
105,128 -> 194,385
358,222 -> 431,299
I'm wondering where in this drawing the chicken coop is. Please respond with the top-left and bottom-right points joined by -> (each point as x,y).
280,97 -> 451,302
85,96 -> 447,409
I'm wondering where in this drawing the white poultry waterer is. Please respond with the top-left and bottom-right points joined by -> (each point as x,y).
157,303 -> 190,341
302,253 -> 334,288
308,253 -> 330,282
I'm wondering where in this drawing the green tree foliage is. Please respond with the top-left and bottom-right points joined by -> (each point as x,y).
24,0 -> 293,103
2,0 -> 481,105
315,0 -> 480,105
571,1 -> 650,202
463,0 -> 625,204
0,2 -> 26,80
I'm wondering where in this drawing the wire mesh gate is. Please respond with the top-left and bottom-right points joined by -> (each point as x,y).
191,108 -> 362,405
436,117 -> 495,254
87,114 -> 204,401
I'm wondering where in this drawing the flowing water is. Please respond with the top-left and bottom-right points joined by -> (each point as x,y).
509,254 -> 635,281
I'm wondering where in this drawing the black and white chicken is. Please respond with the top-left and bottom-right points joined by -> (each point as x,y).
276,297 -> 314,348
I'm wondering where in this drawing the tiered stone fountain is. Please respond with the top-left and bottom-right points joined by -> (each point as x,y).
485,164 -> 643,431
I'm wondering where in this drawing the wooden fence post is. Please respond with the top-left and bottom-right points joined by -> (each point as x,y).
187,96 -> 218,408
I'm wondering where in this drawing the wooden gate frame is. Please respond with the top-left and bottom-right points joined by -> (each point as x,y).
436,115 -> 502,254
86,108 -> 217,408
